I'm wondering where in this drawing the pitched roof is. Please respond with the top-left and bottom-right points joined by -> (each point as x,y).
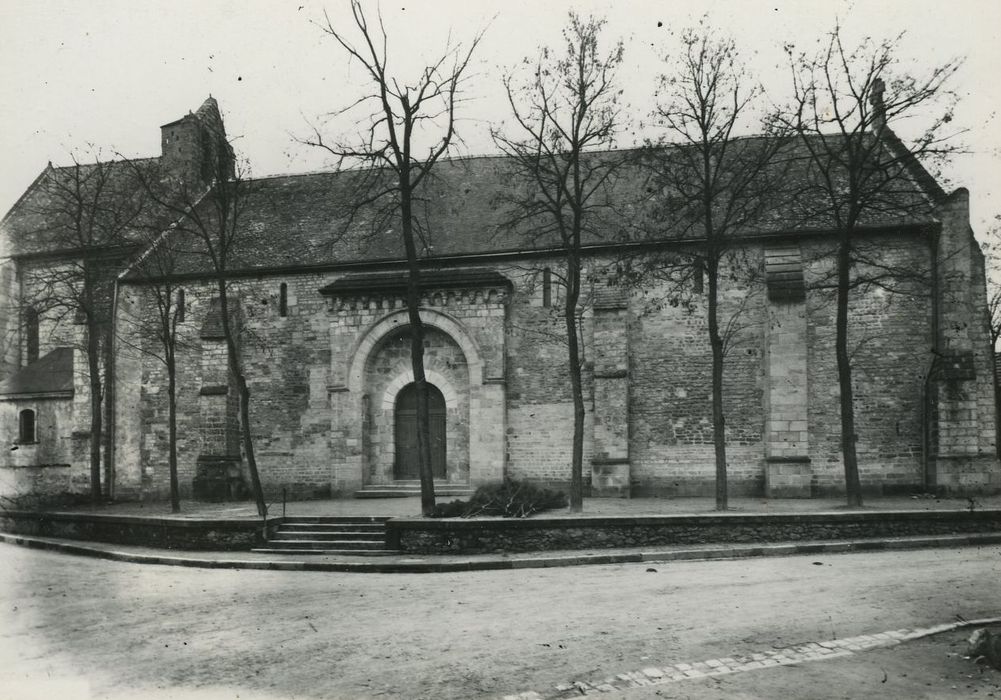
1,157 -> 166,258
0,348 -> 74,398
2,97 -> 227,260
151,132 -> 944,278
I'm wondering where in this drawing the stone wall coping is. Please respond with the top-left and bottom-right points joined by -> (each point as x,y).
0,390 -> 73,401
1,510 -> 280,530
0,463 -> 71,470
385,508 -> 1001,530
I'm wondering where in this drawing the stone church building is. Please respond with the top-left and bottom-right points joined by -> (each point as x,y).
1,97 -> 998,505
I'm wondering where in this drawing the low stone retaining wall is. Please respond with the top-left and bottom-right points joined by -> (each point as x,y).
385,509 -> 1001,555
0,510 -> 272,551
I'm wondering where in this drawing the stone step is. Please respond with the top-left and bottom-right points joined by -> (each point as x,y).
354,486 -> 475,499
278,516 -> 392,524
278,522 -> 385,532
353,489 -> 415,499
271,530 -> 385,542
265,539 -> 390,551
250,548 -> 400,557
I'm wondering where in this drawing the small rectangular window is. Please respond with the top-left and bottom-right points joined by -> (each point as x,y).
542,268 -> 552,308
25,308 -> 39,364
279,283 -> 288,317
693,258 -> 704,295
176,289 -> 186,323
18,409 -> 37,444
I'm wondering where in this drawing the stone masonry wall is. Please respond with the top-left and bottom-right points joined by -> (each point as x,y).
932,190 -> 999,492
802,234 -> 934,496
117,228 -> 996,502
628,251 -> 767,497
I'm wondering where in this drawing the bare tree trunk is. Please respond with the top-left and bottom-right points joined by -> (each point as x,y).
167,348 -> 180,513
401,192 -> 436,516
836,238 -> 863,506
235,375 -> 265,515
707,257 -> 728,511
216,279 -> 267,518
565,257 -> 585,513
86,319 -> 103,503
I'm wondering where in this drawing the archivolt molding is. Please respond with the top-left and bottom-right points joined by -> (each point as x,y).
345,308 -> 484,394
379,369 -> 458,411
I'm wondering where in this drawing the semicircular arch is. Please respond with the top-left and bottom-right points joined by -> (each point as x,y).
346,308 -> 483,394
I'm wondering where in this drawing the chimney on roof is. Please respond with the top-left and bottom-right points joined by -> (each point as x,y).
869,77 -> 886,132
160,97 -> 235,187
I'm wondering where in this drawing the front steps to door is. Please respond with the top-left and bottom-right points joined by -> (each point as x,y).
353,480 -> 475,499
252,516 -> 398,556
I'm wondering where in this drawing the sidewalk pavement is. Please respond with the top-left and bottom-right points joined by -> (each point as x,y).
2,527 -> 999,574
34,494 -> 1001,521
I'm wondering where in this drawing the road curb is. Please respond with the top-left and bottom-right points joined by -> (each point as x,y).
1,531 -> 999,573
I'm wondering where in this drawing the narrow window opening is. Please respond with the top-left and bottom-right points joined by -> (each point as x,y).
542,268 -> 552,308
693,258 -> 705,295
176,289 -> 186,323
279,283 -> 288,317
25,307 -> 39,364
18,409 -> 37,444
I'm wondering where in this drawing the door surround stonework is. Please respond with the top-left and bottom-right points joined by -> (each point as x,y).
325,287 -> 509,494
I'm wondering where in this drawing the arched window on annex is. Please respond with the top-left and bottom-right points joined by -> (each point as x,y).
18,408 -> 37,444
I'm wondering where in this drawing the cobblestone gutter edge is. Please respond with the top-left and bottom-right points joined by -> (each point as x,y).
0,531 -> 999,573
502,616 -> 1001,699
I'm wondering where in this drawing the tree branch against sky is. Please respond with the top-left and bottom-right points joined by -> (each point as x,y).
128,146 -> 270,519
493,12 -> 626,512
774,23 -> 963,506
303,0 -> 483,516
115,167 -> 194,513
638,23 -> 787,511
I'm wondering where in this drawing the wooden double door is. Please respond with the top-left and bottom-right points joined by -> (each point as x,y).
394,383 -> 446,479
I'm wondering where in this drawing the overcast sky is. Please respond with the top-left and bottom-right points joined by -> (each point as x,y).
1,0 -> 999,235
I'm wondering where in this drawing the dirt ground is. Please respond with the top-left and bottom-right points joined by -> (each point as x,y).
1,542 -> 998,699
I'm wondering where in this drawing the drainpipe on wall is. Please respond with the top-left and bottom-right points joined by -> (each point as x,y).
106,275 -> 121,500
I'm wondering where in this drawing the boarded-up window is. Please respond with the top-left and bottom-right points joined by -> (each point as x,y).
764,246 -> 805,302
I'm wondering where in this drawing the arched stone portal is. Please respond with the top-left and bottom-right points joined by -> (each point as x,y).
363,325 -> 469,484
329,306 -> 507,494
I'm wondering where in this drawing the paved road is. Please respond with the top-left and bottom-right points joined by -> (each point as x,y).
1,542 -> 998,699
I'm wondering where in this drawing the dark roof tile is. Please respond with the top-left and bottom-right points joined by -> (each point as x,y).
0,348 -> 74,397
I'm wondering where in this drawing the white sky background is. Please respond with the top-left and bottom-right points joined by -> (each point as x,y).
1,0 -> 999,235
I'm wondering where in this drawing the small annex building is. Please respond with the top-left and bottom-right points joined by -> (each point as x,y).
1,97 -> 998,506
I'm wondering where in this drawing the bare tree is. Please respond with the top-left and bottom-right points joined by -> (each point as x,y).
129,147 -> 269,518
18,154 -> 152,502
774,24 -> 962,506
493,13 -> 626,512
632,27 -> 788,511
115,175 -> 190,512
304,1 -> 482,516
